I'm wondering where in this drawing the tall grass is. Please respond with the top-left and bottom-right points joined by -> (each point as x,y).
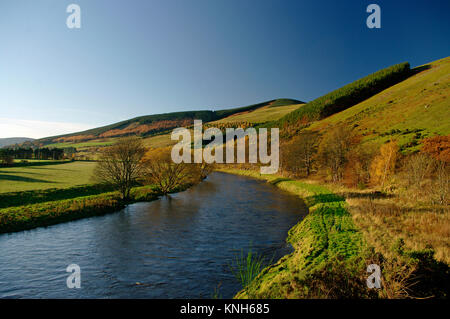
230,248 -> 268,289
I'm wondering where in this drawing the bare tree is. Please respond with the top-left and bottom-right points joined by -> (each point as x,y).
94,137 -> 146,200
317,124 -> 353,182
143,147 -> 197,195
433,161 -> 449,205
404,153 -> 432,187
281,131 -> 318,177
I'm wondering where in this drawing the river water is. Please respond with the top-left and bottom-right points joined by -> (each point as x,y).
0,172 -> 307,298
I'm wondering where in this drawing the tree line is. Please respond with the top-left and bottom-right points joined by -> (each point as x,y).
0,147 -> 76,164
280,126 -> 449,205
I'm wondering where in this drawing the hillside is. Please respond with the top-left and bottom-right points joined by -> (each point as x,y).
209,103 -> 302,125
29,98 -> 302,158
0,137 -> 34,148
307,56 -> 450,152
279,62 -> 412,126
37,98 -> 301,146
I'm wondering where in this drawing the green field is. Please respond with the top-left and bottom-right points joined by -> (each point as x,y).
210,104 -> 302,124
0,161 -> 97,193
44,139 -> 116,149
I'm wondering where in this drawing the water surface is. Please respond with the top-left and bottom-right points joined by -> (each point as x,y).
0,172 -> 307,298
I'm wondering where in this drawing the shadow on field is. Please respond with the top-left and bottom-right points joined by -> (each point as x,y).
0,174 -> 54,184
0,160 -> 71,168
0,184 -> 116,209
269,178 -> 291,185
411,64 -> 431,75
305,193 -> 345,206
337,191 -> 394,200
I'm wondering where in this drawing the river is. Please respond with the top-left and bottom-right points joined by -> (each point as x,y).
0,172 -> 307,298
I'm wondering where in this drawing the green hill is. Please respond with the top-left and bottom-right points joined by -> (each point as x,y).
307,56 -> 450,152
279,62 -> 411,126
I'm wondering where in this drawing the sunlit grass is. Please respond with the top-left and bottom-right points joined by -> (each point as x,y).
0,161 -> 97,193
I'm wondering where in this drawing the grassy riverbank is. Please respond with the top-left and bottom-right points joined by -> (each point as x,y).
217,168 -> 368,298
0,184 -> 162,234
217,168 -> 449,299
0,158 -> 201,234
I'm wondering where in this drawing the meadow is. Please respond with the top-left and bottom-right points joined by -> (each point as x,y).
0,161 -> 97,193
44,139 -> 116,149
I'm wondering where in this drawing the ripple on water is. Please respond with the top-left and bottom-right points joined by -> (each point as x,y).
0,172 -> 307,298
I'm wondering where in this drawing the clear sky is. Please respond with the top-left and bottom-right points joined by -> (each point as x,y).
0,0 -> 449,138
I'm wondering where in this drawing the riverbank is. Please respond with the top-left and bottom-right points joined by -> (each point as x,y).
0,183 -> 193,234
217,168 -> 369,298
217,168 -> 449,299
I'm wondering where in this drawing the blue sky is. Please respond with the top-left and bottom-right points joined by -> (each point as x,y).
0,0 -> 449,138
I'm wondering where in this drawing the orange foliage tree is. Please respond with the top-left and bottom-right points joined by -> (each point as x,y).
420,135 -> 450,163
370,141 -> 399,187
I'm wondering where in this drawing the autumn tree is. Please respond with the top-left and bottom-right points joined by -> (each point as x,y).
317,124 -> 353,182
370,141 -> 399,187
420,135 -> 450,163
343,143 -> 377,188
143,147 -> 203,195
281,131 -> 318,177
93,137 -> 146,200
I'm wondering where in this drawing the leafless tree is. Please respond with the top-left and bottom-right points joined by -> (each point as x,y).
404,153 -> 432,187
433,161 -> 449,205
317,124 -> 353,182
281,131 -> 318,177
94,137 -> 146,200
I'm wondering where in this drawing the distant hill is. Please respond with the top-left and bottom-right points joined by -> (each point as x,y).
36,98 -> 302,145
0,137 -> 35,148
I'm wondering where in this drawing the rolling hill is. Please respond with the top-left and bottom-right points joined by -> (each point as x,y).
16,98 -> 302,158
35,98 -> 302,147
12,56 -> 449,158
305,56 -> 450,152
0,137 -> 35,148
